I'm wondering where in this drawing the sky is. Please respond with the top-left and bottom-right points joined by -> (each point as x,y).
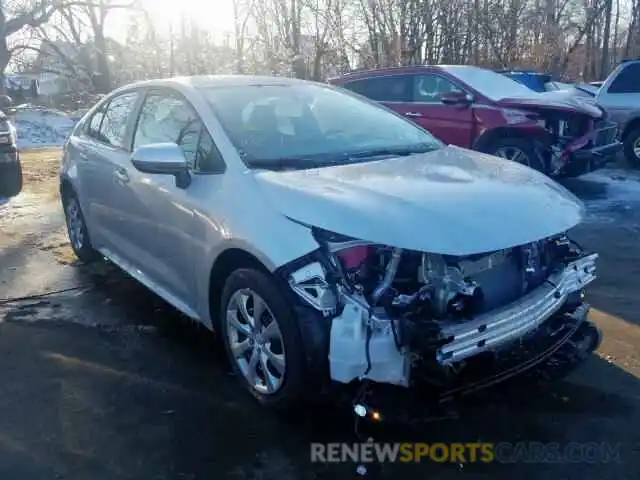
112,0 -> 236,42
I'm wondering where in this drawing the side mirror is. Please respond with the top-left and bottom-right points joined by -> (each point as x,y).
131,142 -> 191,189
440,91 -> 474,106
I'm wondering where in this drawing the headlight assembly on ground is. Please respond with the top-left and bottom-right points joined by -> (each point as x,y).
310,441 -> 622,464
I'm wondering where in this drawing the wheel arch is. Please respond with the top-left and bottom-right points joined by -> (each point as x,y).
59,176 -> 75,199
622,116 -> 640,141
207,247 -> 272,332
473,126 -> 552,153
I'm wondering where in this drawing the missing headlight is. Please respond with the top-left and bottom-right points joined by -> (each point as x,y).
288,262 -> 337,316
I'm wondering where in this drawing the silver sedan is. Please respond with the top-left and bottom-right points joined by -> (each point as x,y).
60,75 -> 601,413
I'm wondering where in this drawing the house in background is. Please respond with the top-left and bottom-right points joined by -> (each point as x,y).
17,38 -> 125,101
3,74 -> 40,104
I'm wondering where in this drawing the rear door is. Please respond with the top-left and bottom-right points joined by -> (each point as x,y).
73,90 -> 142,256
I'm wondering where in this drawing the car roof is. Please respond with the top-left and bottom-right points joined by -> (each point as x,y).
328,65 -> 444,82
113,75 -> 317,93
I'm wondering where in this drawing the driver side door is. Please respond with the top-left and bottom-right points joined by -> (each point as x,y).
118,88 -> 224,309
400,73 -> 475,147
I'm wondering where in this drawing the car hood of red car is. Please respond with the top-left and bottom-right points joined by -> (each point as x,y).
497,92 -> 603,118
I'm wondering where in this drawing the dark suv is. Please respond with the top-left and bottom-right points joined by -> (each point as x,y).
0,111 -> 21,198
329,65 -> 622,178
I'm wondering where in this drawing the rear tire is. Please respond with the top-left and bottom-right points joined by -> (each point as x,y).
485,138 -> 546,172
623,127 -> 640,167
0,156 -> 22,198
62,189 -> 100,263
220,268 -> 308,411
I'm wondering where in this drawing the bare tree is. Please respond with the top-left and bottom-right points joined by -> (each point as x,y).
0,0 -> 67,87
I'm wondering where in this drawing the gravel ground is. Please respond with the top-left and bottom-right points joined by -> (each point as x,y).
0,150 -> 638,480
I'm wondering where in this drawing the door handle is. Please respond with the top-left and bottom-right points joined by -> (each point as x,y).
78,150 -> 89,161
404,112 -> 423,118
113,168 -> 130,184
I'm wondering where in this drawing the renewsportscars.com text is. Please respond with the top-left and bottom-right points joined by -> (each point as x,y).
310,441 -> 622,464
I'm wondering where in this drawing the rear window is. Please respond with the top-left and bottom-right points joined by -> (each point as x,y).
341,76 -> 411,102
608,63 -> 640,94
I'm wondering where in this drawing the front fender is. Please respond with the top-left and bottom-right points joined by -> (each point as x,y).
473,125 -> 553,152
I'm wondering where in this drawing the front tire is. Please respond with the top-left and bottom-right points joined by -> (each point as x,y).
623,127 -> 640,167
62,190 -> 100,263
220,268 -> 308,410
485,137 -> 546,172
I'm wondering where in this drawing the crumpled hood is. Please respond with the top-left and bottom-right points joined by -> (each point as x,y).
498,91 -> 603,118
253,146 -> 585,256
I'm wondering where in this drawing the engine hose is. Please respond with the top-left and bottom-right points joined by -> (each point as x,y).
363,317 -> 373,376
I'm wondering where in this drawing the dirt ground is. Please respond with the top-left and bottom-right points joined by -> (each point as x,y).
0,149 -> 639,480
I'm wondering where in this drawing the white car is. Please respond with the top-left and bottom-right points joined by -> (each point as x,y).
60,75 -> 601,414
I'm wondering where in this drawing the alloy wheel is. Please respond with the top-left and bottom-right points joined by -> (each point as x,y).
494,146 -> 531,166
225,288 -> 286,395
65,197 -> 85,251
633,136 -> 640,160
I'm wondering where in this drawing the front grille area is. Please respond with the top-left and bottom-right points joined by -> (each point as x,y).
592,120 -> 618,146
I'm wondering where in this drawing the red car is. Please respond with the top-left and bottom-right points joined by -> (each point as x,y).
328,65 -> 622,177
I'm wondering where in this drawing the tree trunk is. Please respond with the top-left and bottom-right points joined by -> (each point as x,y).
0,37 -> 9,95
601,0 -> 613,78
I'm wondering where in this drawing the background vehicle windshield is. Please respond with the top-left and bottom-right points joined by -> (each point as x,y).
443,66 -> 537,101
200,83 -> 441,167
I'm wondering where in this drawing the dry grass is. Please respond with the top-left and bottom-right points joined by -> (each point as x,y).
35,227 -> 79,265
1,148 -> 63,251
20,147 -> 63,199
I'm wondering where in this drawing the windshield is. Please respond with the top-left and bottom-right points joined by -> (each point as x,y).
442,66 -> 537,101
200,82 -> 441,169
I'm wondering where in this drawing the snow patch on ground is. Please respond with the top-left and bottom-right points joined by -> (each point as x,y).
10,105 -> 76,149
576,169 -> 640,224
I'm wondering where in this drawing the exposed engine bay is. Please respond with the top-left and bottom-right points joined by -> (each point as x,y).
288,229 -> 599,392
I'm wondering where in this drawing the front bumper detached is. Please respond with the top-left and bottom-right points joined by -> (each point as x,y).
353,304 -> 601,423
559,141 -> 623,176
556,120 -> 622,176
436,253 -> 598,364
328,253 -> 599,390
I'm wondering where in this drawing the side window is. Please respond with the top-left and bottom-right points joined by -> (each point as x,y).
342,76 -> 411,102
98,92 -> 139,148
133,91 -> 223,173
86,105 -> 106,141
608,63 -> 640,94
412,75 -> 463,103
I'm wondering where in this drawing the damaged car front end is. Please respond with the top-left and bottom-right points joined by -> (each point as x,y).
263,151 -> 603,420
495,93 -> 621,177
283,230 -> 600,416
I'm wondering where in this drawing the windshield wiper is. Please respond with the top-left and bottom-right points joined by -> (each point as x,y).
246,144 -> 440,170
246,157 -> 329,170
347,144 -> 439,160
